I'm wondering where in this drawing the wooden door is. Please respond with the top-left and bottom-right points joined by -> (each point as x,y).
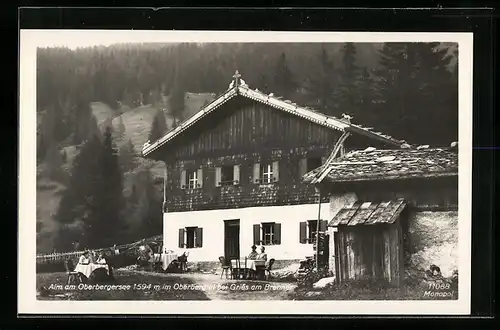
224,220 -> 240,260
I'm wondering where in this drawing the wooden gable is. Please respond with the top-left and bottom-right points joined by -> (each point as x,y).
163,96 -> 341,161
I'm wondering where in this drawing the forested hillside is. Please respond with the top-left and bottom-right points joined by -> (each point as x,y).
36,42 -> 458,254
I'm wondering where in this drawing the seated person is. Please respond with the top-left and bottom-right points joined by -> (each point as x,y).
257,246 -> 268,261
247,245 -> 258,260
78,251 -> 91,265
96,252 -> 108,265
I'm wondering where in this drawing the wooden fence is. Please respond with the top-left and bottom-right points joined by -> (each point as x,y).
36,235 -> 163,273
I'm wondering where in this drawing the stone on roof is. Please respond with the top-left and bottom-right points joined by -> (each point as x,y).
304,147 -> 458,184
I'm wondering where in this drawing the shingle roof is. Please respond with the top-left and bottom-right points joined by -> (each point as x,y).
304,146 -> 458,184
142,71 -> 406,158
329,199 -> 407,227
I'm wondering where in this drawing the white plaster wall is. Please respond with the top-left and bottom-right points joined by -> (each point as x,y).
407,211 -> 459,278
163,203 -> 331,262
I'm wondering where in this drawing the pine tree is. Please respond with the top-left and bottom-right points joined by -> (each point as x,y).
119,138 -> 137,173
148,109 -> 168,142
73,97 -> 92,145
44,142 -> 65,182
334,43 -> 363,116
90,126 -> 127,247
305,48 -> 337,114
86,114 -> 100,141
54,135 -> 103,249
272,52 -> 296,98
374,42 -> 455,144
126,168 -> 163,240
168,85 -> 185,123
54,128 -> 127,250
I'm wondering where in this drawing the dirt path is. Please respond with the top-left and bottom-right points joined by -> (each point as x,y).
123,269 -> 297,300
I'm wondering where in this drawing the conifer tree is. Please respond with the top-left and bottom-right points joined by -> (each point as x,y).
272,52 -> 296,98
306,47 -> 337,114
334,43 -> 363,116
148,109 -> 168,142
374,42 -> 455,144
90,126 -> 127,247
119,138 -> 137,173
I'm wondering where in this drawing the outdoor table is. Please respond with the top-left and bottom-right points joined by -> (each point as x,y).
74,263 -> 109,278
159,253 -> 178,271
231,259 -> 266,279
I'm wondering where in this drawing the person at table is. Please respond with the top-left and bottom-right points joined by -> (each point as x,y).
97,251 -> 115,281
257,246 -> 268,261
248,245 -> 258,260
78,251 -> 91,265
96,252 -> 108,265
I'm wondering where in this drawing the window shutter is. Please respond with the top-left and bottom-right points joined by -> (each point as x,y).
273,223 -> 281,245
180,170 -> 186,189
299,222 -> 307,244
272,161 -> 280,182
195,227 -> 203,248
253,224 -> 261,245
233,165 -> 240,185
178,228 -> 185,248
320,220 -> 327,233
299,158 -> 307,178
253,163 -> 260,184
197,168 -> 203,188
215,167 -> 222,187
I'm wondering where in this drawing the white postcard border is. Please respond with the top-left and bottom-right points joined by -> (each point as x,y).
18,30 -> 473,315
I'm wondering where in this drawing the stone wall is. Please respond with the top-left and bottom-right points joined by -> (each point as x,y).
405,210 -> 459,278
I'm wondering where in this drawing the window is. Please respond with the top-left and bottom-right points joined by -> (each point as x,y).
221,166 -> 234,184
253,222 -> 282,246
262,223 -> 274,245
261,164 -> 274,183
179,227 -> 203,249
181,168 -> 203,189
215,165 -> 240,187
187,170 -> 197,189
307,157 -> 322,172
253,161 -> 279,184
307,220 -> 318,244
300,220 -> 328,244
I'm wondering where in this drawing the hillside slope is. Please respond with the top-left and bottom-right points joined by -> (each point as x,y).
37,92 -> 216,253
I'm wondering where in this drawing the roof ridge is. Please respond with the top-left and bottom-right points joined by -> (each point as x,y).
142,71 -> 407,157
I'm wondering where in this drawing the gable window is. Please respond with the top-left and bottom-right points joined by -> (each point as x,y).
181,168 -> 204,189
215,165 -> 240,187
178,227 -> 203,249
299,220 -> 328,244
253,161 -> 280,184
253,222 -> 282,246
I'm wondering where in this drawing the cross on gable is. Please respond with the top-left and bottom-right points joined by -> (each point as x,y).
232,70 -> 242,86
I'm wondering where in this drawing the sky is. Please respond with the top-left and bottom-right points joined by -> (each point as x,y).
23,30 -> 466,50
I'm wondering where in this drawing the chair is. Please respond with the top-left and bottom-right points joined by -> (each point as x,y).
265,258 -> 275,280
243,257 -> 248,279
64,259 -> 82,285
218,256 -> 232,279
231,258 -> 241,279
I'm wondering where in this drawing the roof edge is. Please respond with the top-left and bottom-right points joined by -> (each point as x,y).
142,86 -> 238,157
